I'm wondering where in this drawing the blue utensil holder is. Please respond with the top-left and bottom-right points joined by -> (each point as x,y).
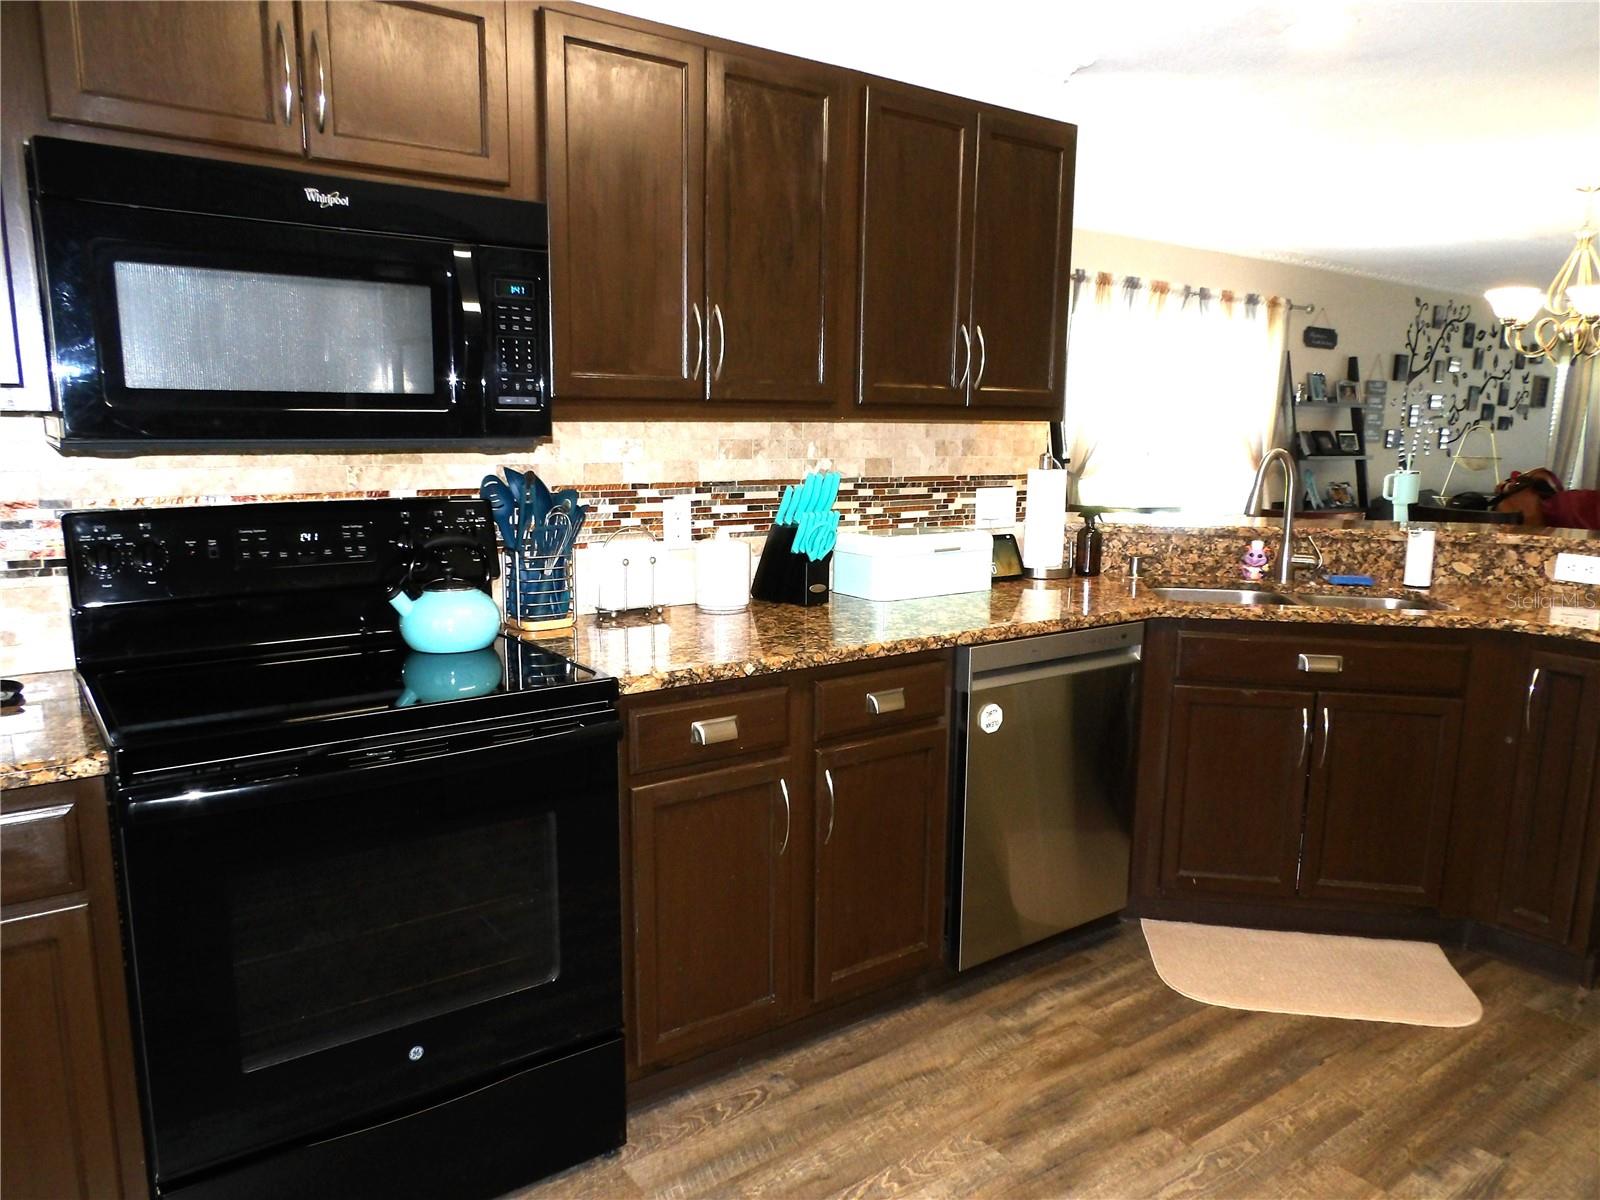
503,526 -> 575,633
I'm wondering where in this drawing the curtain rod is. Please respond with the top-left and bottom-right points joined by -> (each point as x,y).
1069,269 -> 1314,313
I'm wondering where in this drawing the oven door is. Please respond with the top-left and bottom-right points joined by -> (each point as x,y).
117,714 -> 622,1188
37,196 -> 490,448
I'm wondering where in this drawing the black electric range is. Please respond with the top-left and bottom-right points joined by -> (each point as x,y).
65,498 -> 625,1200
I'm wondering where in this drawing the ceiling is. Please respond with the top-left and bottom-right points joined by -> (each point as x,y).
596,0 -> 1600,297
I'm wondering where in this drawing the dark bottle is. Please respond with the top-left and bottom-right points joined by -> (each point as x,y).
1074,509 -> 1103,577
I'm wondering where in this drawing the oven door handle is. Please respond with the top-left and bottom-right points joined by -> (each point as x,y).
121,717 -> 623,825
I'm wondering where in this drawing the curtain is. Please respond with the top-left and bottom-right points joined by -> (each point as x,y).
1061,275 -> 1284,514
1551,355 -> 1599,489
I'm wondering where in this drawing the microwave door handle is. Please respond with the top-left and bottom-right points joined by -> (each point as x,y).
453,246 -> 484,410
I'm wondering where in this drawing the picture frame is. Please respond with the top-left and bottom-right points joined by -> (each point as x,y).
1307,372 -> 1328,402
1462,321 -> 1476,346
1480,403 -> 1495,422
1432,304 -> 1446,328
1473,348 -> 1486,369
1496,415 -> 1513,431
1432,358 -> 1446,384
1335,380 -> 1358,404
1310,430 -> 1340,456
1296,431 -> 1319,457
1514,352 -> 1527,370
1531,375 -> 1550,407
1364,378 -> 1387,398
1335,430 -> 1361,454
1392,353 -> 1410,381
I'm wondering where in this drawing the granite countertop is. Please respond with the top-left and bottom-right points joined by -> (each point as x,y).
1,671 -> 109,792
543,572 -> 1600,695
6,573 -> 1596,787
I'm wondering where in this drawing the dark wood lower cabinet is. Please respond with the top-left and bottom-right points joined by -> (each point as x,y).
1300,692 -> 1461,906
629,756 -> 797,1068
1160,684 -> 1309,899
813,726 -> 948,1002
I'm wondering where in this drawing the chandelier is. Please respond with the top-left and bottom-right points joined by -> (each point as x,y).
1484,186 -> 1600,362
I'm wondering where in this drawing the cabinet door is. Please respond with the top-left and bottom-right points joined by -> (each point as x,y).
969,113 -> 1074,412
705,52 -> 852,405
543,12 -> 705,400
1160,685 -> 1310,899
630,758 -> 797,1067
857,85 -> 976,408
1495,652 -> 1600,944
813,726 -> 948,1002
1,902 -> 129,1200
1300,692 -> 1461,907
39,0 -> 303,154
298,1 -> 510,183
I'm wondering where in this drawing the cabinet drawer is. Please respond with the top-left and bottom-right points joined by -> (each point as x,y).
814,660 -> 949,742
1175,630 -> 1469,695
628,687 -> 790,776
1,799 -> 84,906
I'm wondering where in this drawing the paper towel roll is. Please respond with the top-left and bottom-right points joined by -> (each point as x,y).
1022,468 -> 1068,569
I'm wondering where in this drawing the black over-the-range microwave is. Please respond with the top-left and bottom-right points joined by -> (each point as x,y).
26,136 -> 553,453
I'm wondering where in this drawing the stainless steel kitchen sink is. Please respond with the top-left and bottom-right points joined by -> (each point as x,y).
1148,586 -> 1296,606
1285,592 -> 1448,612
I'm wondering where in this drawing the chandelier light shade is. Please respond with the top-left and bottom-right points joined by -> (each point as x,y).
1484,186 -> 1600,362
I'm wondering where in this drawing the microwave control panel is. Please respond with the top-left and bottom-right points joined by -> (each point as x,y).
489,277 -> 548,410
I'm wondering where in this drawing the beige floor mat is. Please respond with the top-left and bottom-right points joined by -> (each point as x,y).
1141,918 -> 1482,1027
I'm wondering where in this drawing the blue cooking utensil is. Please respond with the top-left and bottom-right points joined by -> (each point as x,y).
479,476 -> 519,549
503,467 -> 527,511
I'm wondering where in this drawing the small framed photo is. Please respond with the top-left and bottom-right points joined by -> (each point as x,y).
1517,403 -> 1531,418
1448,357 -> 1462,374
1383,428 -> 1402,449
1462,321 -> 1476,345
1480,403 -> 1495,422
1531,375 -> 1550,407
1497,415 -> 1514,431
1307,372 -> 1328,402
1499,382 -> 1511,404
1296,431 -> 1318,457
1514,352 -> 1527,370
1473,348 -> 1486,369
1392,353 -> 1410,381
1428,394 -> 1445,410
1432,303 -> 1447,328
1335,380 -> 1358,404
1335,430 -> 1361,453
1310,429 -> 1340,455
1364,378 -> 1387,398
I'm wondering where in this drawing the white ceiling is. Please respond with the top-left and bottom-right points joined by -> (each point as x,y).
597,0 -> 1600,297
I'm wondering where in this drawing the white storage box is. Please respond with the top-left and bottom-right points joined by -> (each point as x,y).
831,529 -> 993,601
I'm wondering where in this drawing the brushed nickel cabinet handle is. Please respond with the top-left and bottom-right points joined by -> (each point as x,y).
973,324 -> 987,389
1299,706 -> 1310,769
866,687 -> 905,716
956,324 -> 972,389
1297,653 -> 1343,674
712,303 -> 726,381
689,715 -> 738,746
1318,706 -> 1331,770
311,30 -> 327,133
823,768 -> 836,845
778,778 -> 791,856
1524,666 -> 1542,732
276,22 -> 293,124
690,303 -> 703,380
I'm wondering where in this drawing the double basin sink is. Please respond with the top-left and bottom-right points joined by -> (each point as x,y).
1147,585 -> 1447,613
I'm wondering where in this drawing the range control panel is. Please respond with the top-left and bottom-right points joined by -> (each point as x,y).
489,276 -> 549,409
64,498 -> 495,606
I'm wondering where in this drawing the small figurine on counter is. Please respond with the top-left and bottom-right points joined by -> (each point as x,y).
1240,539 -> 1270,582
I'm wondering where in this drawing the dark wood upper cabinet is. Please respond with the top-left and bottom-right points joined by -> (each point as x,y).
1495,651 -> 1600,945
856,85 -> 976,409
812,725 -> 948,1003
969,112 -> 1074,412
628,756 -> 797,1067
1159,684 -> 1310,899
705,51 -> 852,405
542,11 -> 706,400
38,0 -> 304,155
298,1 -> 510,183
1299,692 -> 1461,906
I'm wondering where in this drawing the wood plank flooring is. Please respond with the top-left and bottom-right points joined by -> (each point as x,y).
513,925 -> 1600,1200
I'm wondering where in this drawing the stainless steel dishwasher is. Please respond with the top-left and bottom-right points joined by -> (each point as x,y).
951,622 -> 1143,970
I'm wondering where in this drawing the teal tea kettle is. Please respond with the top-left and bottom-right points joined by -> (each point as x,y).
394,647 -> 503,706
388,535 -> 502,654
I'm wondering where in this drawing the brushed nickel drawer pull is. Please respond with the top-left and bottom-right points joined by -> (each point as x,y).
866,687 -> 906,715
1297,653 -> 1343,674
689,716 -> 738,746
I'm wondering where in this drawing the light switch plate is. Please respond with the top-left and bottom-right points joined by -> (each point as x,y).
1549,606 -> 1600,631
975,486 -> 1018,528
1553,552 -> 1600,585
662,495 -> 692,547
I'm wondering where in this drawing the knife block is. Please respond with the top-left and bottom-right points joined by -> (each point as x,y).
750,524 -> 830,606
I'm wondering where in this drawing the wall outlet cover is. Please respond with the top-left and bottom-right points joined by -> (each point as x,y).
1548,606 -> 1600,631
661,495 -> 693,547
1552,553 -> 1600,585
975,485 -> 1018,528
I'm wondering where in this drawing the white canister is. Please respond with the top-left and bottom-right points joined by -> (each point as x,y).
1403,525 -> 1436,588
694,531 -> 751,613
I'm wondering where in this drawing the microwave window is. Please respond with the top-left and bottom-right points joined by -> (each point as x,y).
113,262 -> 435,394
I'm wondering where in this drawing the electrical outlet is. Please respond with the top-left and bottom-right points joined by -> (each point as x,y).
1553,552 -> 1600,585
975,486 -> 1018,528
662,495 -> 692,547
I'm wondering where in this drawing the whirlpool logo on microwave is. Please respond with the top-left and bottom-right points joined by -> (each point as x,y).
303,187 -> 351,209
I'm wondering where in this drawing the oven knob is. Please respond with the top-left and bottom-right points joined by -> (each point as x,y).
132,538 -> 169,575
84,543 -> 122,576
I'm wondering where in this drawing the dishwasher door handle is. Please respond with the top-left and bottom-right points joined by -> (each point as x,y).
970,645 -> 1143,693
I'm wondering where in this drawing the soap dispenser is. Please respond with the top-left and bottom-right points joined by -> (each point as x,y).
1073,510 -> 1103,577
